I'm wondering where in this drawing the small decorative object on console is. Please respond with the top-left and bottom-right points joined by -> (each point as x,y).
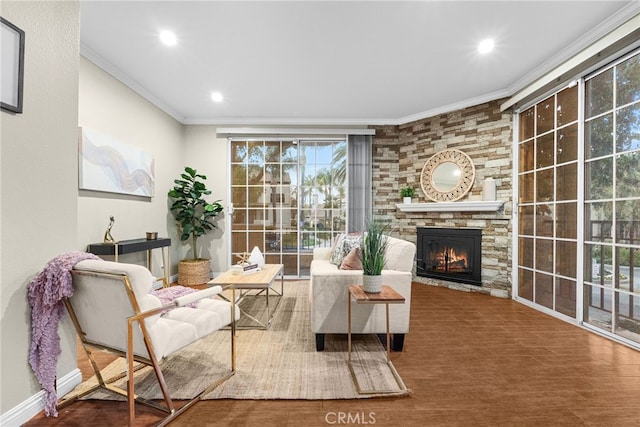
103,216 -> 116,244
249,246 -> 265,267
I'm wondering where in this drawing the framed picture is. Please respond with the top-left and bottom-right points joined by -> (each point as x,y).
1,17 -> 25,113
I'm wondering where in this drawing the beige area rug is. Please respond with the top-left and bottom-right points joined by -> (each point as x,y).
69,281 -> 409,401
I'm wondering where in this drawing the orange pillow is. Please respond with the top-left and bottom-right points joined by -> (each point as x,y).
340,247 -> 362,270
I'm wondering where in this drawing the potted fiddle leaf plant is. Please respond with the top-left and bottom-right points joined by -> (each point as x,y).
400,185 -> 415,204
360,221 -> 389,293
168,166 -> 223,286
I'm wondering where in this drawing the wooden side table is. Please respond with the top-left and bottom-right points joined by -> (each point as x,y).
347,284 -> 408,394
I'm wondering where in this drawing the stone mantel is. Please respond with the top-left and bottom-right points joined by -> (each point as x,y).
395,200 -> 504,213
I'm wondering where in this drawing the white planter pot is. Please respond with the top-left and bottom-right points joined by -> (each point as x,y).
403,197 -> 412,204
362,274 -> 383,293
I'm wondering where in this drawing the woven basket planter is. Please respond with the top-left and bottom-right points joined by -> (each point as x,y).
178,258 -> 211,286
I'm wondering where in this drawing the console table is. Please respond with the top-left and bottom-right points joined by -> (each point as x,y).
87,238 -> 171,287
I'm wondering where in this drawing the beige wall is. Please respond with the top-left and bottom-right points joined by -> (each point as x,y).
77,57 -> 185,274
0,0 -> 80,414
78,59 -> 234,277
182,126 -> 230,272
1,10 -> 228,418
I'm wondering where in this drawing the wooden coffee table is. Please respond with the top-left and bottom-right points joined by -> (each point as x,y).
347,284 -> 408,394
209,264 -> 284,330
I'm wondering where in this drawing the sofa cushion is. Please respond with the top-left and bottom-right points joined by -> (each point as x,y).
330,233 -> 361,266
328,234 -> 344,265
340,247 -> 362,270
384,236 -> 417,272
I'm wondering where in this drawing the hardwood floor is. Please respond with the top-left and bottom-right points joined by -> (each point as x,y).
25,282 -> 640,426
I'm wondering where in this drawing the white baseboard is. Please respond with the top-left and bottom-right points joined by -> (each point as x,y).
1,368 -> 82,427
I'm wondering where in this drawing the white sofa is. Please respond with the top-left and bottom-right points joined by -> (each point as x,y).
309,236 -> 416,351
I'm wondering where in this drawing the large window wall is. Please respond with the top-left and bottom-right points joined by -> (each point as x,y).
516,49 -> 640,346
230,139 -> 347,277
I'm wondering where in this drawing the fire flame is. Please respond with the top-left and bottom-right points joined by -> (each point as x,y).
433,248 -> 469,272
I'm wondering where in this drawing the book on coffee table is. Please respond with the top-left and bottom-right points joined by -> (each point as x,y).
231,263 -> 261,275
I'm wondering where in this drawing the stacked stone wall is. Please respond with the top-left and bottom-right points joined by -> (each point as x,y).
371,99 -> 514,296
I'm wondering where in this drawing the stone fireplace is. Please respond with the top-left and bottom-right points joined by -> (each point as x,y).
416,227 -> 482,286
371,99 -> 513,296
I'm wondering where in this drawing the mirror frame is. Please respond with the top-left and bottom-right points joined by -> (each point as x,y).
420,149 -> 475,202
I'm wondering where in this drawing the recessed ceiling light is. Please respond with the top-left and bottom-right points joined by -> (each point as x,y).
159,30 -> 177,46
478,38 -> 494,54
211,92 -> 224,103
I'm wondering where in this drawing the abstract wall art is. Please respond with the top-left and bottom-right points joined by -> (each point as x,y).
79,127 -> 155,197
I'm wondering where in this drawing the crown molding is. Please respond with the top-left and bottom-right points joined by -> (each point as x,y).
182,90 -> 512,127
395,90 -> 511,126
80,43 -> 186,123
81,3 -> 640,127
182,116 -> 391,126
502,3 -> 640,111
216,127 -> 375,138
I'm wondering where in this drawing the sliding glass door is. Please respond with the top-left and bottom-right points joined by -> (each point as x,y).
583,52 -> 640,343
230,139 -> 347,277
515,49 -> 640,346
516,85 -> 579,318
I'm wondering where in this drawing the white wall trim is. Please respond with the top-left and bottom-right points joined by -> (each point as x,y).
80,43 -> 186,123
185,90 -> 511,127
216,127 -> 375,138
510,112 -> 520,300
1,369 -> 82,427
184,116 -> 388,126
502,5 -> 640,111
395,200 -> 504,213
397,89 -> 511,125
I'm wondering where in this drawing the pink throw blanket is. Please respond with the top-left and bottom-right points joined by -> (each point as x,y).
27,251 -> 100,417
151,285 -> 198,307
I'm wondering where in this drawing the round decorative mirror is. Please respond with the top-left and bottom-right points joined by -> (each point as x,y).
421,149 -> 475,202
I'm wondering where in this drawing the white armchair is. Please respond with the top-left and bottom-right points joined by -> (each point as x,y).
58,259 -> 239,425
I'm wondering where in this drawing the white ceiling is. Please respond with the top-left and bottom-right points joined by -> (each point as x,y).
79,1 -> 640,126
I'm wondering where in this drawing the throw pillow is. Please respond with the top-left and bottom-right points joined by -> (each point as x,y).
329,234 -> 346,265
340,247 -> 362,270
330,233 -> 361,266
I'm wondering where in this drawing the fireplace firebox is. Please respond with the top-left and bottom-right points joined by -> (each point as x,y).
416,227 -> 482,286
